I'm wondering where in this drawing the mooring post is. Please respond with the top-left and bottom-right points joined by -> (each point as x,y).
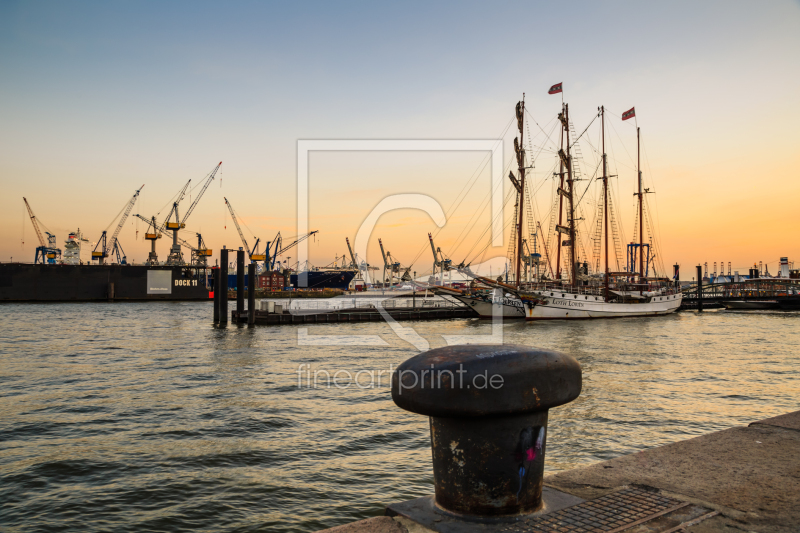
248,262 -> 256,325
391,345 -> 581,518
697,264 -> 703,312
213,267 -> 220,323
237,249 -> 245,320
220,249 -> 229,324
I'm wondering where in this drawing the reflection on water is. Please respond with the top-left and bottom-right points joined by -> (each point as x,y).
0,303 -> 797,532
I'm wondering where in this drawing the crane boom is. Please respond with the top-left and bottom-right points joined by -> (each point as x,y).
24,197 -> 61,263
135,213 -> 195,251
182,162 -> 221,224
274,231 -> 318,257
133,213 -> 159,233
176,234 -> 197,251
428,233 -> 438,264
267,232 -> 282,270
345,237 -> 357,269
23,198 -> 46,248
224,197 -> 252,256
378,238 -> 390,269
108,184 -> 144,258
161,179 -> 191,230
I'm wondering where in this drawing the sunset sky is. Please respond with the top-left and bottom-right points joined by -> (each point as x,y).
2,1 -> 798,278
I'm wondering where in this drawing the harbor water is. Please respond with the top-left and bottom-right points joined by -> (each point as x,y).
1,302 -> 798,532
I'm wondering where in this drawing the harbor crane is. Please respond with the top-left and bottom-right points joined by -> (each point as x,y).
345,237 -> 358,270
378,238 -> 411,288
345,237 -> 367,284
132,213 -> 212,266
379,238 -> 395,288
163,162 -> 221,265
23,197 -> 61,264
266,232 -> 282,271
112,241 -> 129,264
224,197 -> 266,264
428,233 -> 452,285
133,214 -> 162,265
92,184 -> 144,265
191,233 -> 212,266
147,178 -> 191,263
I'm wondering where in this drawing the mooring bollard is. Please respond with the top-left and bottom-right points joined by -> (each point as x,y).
247,262 -> 256,325
391,344 -> 581,518
220,249 -> 229,324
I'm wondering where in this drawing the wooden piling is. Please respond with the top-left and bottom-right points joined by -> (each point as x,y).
697,264 -> 703,312
220,249 -> 229,324
213,267 -> 220,323
237,250 -> 245,315
248,262 -> 256,325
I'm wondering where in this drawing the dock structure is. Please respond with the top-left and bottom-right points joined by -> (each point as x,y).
680,278 -> 800,310
231,299 -> 476,324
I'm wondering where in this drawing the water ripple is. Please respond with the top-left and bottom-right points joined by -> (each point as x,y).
0,303 -> 798,532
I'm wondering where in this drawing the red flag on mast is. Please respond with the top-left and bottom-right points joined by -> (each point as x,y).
622,107 -> 636,121
548,82 -> 563,94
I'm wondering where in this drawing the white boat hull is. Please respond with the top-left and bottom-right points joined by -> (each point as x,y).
524,292 -> 682,320
450,294 -> 526,319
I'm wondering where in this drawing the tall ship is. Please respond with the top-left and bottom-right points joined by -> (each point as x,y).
443,91 -> 681,319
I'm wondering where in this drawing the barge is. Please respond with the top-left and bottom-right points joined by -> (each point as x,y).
0,263 -> 212,302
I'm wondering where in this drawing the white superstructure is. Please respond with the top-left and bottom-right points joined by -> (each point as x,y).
62,229 -> 92,265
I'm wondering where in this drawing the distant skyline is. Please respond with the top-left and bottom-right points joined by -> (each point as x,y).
1,1 -> 798,277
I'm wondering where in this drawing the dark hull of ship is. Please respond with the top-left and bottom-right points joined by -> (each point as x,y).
723,297 -> 800,310
0,263 -> 212,302
290,270 -> 356,290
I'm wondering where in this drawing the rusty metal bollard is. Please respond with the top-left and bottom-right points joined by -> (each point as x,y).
391,344 -> 581,518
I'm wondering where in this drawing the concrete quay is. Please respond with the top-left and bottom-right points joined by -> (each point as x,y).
318,411 -> 800,533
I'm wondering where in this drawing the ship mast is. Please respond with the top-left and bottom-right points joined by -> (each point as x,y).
555,106 -> 566,281
514,95 -> 526,288
602,106 -> 609,300
563,104 -> 578,287
637,127 -> 643,281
